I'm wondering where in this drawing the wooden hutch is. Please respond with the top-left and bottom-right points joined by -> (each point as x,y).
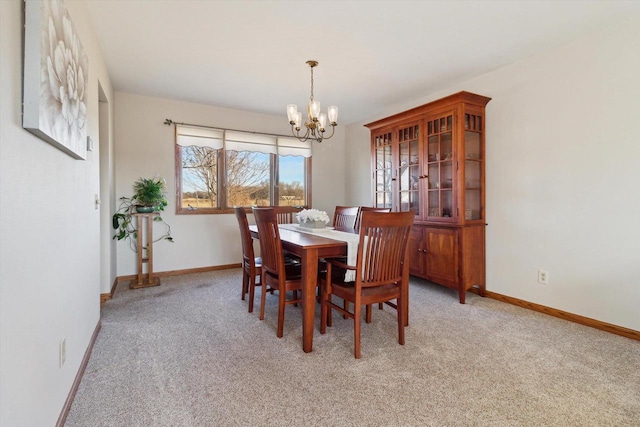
365,91 -> 490,303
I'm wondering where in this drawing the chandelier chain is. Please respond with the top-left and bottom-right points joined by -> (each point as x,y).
310,65 -> 314,101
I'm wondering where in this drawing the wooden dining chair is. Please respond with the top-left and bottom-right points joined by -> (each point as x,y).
320,211 -> 413,358
332,206 -> 360,231
253,207 -> 305,337
234,207 -> 263,313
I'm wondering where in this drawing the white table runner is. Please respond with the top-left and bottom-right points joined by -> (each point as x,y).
279,224 -> 360,281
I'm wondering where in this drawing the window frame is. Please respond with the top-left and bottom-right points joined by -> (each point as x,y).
175,131 -> 312,215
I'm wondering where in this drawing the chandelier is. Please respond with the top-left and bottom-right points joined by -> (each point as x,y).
286,60 -> 338,143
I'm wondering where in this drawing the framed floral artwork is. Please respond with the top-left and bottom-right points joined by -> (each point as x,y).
23,0 -> 88,160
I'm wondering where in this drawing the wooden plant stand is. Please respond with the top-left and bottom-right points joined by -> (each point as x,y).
130,212 -> 161,289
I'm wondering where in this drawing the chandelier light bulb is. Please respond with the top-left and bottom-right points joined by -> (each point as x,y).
327,106 -> 338,125
308,100 -> 320,121
294,112 -> 302,130
318,113 -> 327,131
287,104 -> 298,124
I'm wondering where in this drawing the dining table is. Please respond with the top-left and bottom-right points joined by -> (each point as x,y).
249,223 -> 409,353
249,224 -> 347,352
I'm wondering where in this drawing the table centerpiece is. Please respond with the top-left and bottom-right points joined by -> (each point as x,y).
296,208 -> 330,229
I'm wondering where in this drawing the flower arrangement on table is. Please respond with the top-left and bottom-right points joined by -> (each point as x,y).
296,208 -> 330,229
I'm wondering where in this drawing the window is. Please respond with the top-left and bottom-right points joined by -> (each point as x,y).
175,125 -> 311,214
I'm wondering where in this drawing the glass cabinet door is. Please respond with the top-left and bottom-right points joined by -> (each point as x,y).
374,131 -> 393,209
464,113 -> 483,221
426,114 -> 454,221
398,123 -> 420,217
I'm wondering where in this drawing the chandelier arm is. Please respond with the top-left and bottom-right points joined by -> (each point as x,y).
321,124 -> 335,141
291,123 -> 303,138
302,126 -> 311,141
313,127 -> 324,144
291,124 -> 312,143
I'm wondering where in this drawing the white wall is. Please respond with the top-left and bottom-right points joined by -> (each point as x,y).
346,18 -> 640,332
0,1 -> 114,425
2,4 -> 635,425
114,93 -> 347,276
99,83 -> 117,297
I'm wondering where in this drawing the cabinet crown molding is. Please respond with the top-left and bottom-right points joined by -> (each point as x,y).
365,91 -> 491,131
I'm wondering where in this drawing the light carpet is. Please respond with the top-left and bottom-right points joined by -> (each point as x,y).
65,269 -> 640,426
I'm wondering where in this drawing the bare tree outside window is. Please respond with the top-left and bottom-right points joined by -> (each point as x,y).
182,146 -> 217,208
226,150 -> 270,207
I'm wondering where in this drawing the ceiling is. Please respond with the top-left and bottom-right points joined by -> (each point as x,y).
86,1 -> 640,125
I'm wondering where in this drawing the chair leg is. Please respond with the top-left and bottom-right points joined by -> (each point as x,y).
365,304 -> 372,323
378,302 -> 384,310
259,274 -> 267,321
320,287 -> 327,334
325,281 -> 333,328
241,270 -> 249,300
354,302 -> 362,359
397,297 -> 405,345
323,268 -> 333,327
277,289 -> 286,338
248,274 -> 256,313
343,300 -> 349,319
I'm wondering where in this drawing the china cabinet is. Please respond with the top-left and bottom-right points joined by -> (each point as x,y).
365,91 -> 490,303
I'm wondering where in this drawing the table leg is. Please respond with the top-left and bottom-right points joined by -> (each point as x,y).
301,248 -> 319,353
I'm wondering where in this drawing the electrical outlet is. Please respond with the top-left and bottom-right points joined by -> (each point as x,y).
538,269 -> 549,285
59,338 -> 66,368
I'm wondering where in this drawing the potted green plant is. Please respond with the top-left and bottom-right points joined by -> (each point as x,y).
112,177 -> 174,251
131,177 -> 168,213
